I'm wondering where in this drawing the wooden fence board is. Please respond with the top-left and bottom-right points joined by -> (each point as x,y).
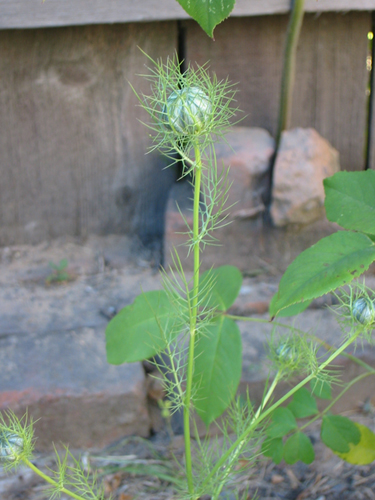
185,12 -> 371,171
368,23 -> 375,170
0,22 -> 177,244
1,0 -> 375,30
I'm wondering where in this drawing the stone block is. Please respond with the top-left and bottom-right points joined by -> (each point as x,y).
0,238 -> 164,450
271,128 -> 340,227
0,327 -> 150,450
211,126 -> 275,217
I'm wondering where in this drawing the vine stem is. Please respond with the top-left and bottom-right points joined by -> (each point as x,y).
184,144 -> 202,495
275,0 -> 305,147
201,331 -> 360,490
23,458 -> 86,500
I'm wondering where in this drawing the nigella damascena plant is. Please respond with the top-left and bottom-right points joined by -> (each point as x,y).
352,297 -> 375,326
161,86 -> 212,135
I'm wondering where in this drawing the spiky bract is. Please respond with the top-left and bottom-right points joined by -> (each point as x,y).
132,51 -> 238,173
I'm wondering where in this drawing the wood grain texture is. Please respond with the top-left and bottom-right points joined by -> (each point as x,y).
1,0 -> 375,29
186,12 -> 371,171
0,22 -> 177,244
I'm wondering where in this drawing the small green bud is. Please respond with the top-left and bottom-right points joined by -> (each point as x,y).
275,344 -> 294,362
352,297 -> 375,325
0,432 -> 24,461
162,86 -> 211,135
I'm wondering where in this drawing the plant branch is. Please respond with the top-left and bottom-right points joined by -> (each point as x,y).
201,331 -> 360,489
23,459 -> 89,500
184,143 -> 203,495
298,370 -> 375,434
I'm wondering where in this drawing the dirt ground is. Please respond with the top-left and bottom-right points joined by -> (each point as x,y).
1,408 -> 375,500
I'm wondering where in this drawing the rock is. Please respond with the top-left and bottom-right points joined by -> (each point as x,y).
164,127 -> 275,263
0,238 -> 168,451
212,126 -> 275,217
270,128 -> 340,227
0,327 -> 150,450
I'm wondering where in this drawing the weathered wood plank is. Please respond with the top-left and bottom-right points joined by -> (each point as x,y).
369,31 -> 375,170
1,0 -> 375,30
292,13 -> 371,171
186,12 -> 370,172
0,22 -> 177,244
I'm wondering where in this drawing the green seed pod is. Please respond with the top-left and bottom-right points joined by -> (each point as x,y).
0,432 -> 24,460
161,87 -> 212,135
352,297 -> 375,325
275,344 -> 294,362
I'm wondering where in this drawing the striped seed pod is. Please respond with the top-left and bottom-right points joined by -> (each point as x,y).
0,432 -> 24,460
352,297 -> 375,325
161,87 -> 211,135
275,343 -> 295,362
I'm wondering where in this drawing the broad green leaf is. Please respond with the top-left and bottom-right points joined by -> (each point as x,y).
269,231 -> 375,318
193,316 -> 242,425
287,388 -> 318,419
324,170 -> 375,235
106,291 -> 176,364
337,423 -> 375,464
310,379 -> 332,400
266,407 -> 297,438
284,432 -> 315,464
269,295 -> 311,318
321,415 -> 361,453
200,265 -> 242,312
175,0 -> 235,38
262,437 -> 284,464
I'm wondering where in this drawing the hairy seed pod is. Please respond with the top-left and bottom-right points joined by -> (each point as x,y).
0,432 -> 24,460
352,297 -> 375,325
161,87 -> 211,135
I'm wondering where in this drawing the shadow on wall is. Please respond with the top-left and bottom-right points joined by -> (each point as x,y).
129,151 -> 189,269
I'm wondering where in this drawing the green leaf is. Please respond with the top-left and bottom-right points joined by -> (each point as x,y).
200,265 -> 242,312
106,291 -> 176,364
287,388 -> 318,419
284,432 -> 315,464
269,231 -> 375,318
262,437 -> 284,464
175,0 -> 235,38
193,317 -> 242,425
321,415 -> 361,453
58,258 -> 68,270
337,423 -> 375,465
269,295 -> 311,318
310,379 -> 332,400
324,170 -> 375,235
266,407 -> 298,438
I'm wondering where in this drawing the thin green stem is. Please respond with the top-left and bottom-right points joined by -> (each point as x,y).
23,459 -> 87,500
224,314 -> 375,373
275,0 -> 305,147
254,371 -> 281,419
201,331 -> 359,489
213,371 -> 282,500
184,145 -> 202,495
299,370 -> 375,433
